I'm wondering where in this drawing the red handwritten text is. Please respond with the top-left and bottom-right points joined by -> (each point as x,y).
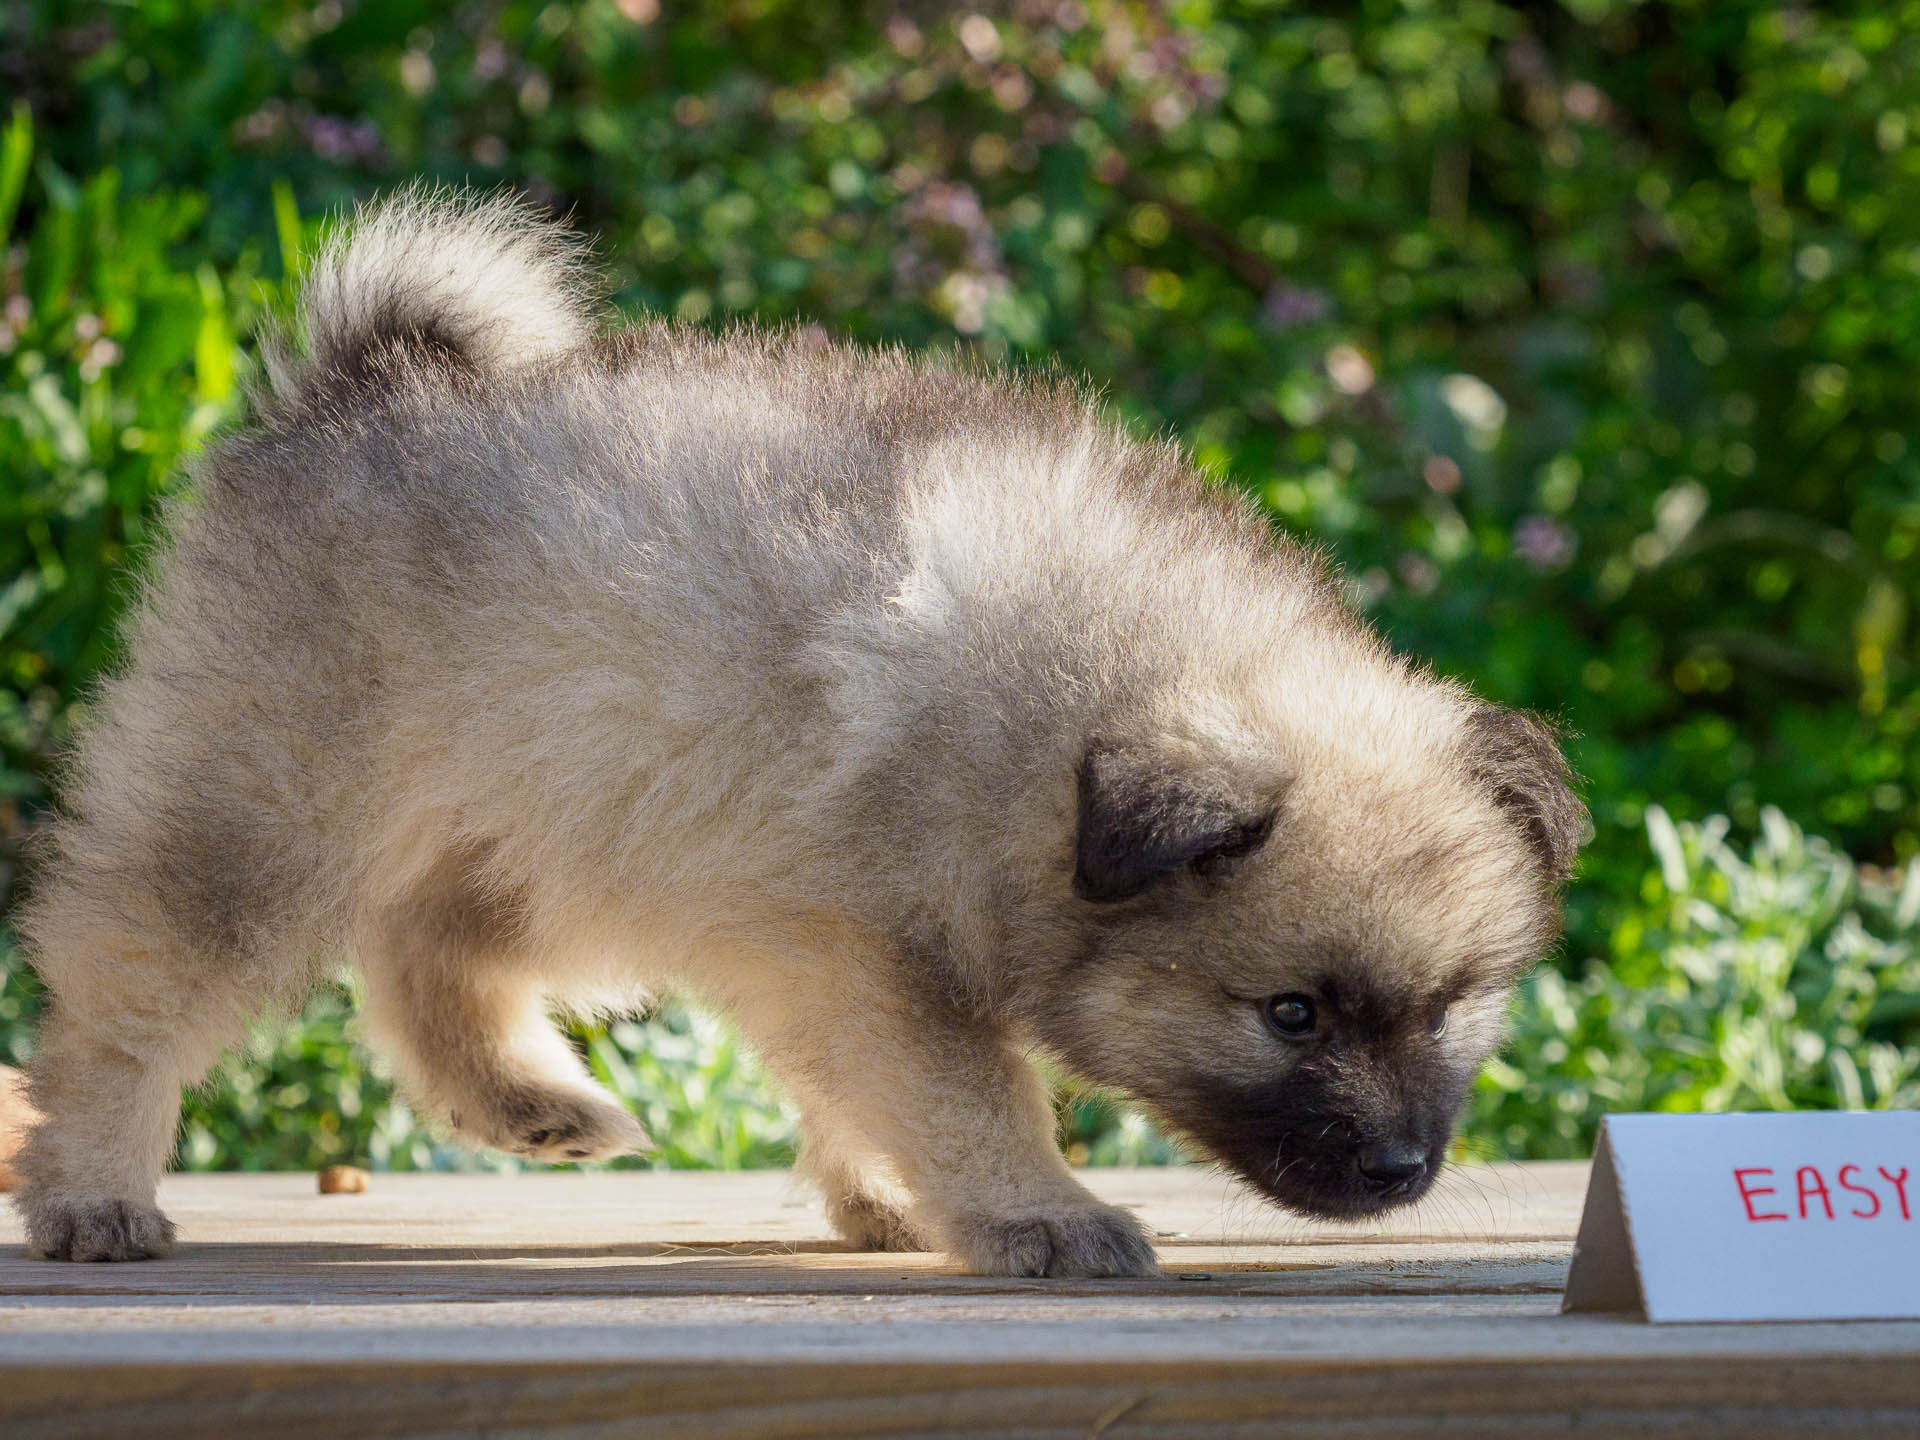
1734,1167 -> 1787,1222
1734,1164 -> 1913,1222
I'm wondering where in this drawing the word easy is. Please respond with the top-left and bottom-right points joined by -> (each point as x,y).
1567,1113 -> 1920,1322
1733,1162 -> 1911,1222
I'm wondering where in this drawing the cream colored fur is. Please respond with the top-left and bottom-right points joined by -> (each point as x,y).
11,189 -> 1582,1273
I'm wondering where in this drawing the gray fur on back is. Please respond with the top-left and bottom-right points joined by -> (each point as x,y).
179,193 -> 1368,981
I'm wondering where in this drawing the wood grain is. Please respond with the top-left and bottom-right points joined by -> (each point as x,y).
2,1167 -> 1916,1437
4,1355 -> 1918,1439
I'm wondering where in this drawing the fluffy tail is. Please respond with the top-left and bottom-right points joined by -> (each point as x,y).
261,185 -> 598,410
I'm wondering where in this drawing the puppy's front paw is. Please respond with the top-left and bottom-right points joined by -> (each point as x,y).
958,1202 -> 1159,1278
24,1195 -> 177,1262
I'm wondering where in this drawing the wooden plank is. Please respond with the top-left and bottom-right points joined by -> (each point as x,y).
11,1297 -> 1920,1367
9,1291 -> 1920,1364
2,1356 -> 1918,1439
0,1242 -> 1576,1304
2,1168 -> 1917,1438
0,1163 -> 1595,1250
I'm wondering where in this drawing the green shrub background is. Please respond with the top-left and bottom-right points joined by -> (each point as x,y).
2,1 -> 1916,1171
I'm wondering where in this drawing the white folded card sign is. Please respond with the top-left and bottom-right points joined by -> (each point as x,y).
1563,1111 -> 1920,1322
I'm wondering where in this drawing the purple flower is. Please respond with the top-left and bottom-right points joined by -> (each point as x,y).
304,114 -> 384,164
1514,514 -> 1575,570
1260,283 -> 1332,331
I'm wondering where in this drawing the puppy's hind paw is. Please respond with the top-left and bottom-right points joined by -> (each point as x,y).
959,1202 -> 1159,1278
498,1091 -> 651,1164
24,1196 -> 177,1262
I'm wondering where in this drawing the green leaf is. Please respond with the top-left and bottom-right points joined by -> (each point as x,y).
193,264 -> 234,404
0,102 -> 30,248
271,178 -> 303,282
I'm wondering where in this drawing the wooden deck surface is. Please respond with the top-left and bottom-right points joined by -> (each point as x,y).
3,1164 -> 1918,1437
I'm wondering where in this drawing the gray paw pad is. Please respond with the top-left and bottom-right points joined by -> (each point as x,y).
966,1204 -> 1160,1278
26,1198 -> 177,1263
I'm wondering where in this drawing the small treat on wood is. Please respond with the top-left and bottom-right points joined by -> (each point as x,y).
316,1164 -> 370,1194
0,1064 -> 35,1193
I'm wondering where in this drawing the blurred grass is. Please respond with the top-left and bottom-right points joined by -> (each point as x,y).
168,991 -> 803,1174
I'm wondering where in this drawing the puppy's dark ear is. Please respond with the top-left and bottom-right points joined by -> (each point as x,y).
1464,706 -> 1588,885
1074,744 -> 1277,903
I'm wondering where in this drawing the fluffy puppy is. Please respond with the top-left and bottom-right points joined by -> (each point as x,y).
12,189 -> 1583,1273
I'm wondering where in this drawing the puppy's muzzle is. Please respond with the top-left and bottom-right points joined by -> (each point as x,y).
1355,1140 -> 1430,1198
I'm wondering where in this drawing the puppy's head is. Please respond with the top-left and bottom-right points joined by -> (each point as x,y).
1025,697 -> 1584,1219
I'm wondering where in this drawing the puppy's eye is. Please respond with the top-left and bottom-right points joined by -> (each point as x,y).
1264,992 -> 1316,1038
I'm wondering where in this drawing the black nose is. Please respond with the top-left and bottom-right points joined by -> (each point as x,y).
1356,1142 -> 1428,1191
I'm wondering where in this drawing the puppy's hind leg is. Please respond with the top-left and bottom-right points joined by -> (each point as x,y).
355,854 -> 648,1164
14,873 -> 286,1261
18,1012 -> 192,1261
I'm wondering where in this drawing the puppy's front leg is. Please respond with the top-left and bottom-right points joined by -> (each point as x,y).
732,969 -> 1159,1278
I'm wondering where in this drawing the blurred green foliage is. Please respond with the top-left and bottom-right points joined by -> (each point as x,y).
169,992 -> 801,1173
1,1 -> 1916,1167
1474,806 -> 1920,1158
